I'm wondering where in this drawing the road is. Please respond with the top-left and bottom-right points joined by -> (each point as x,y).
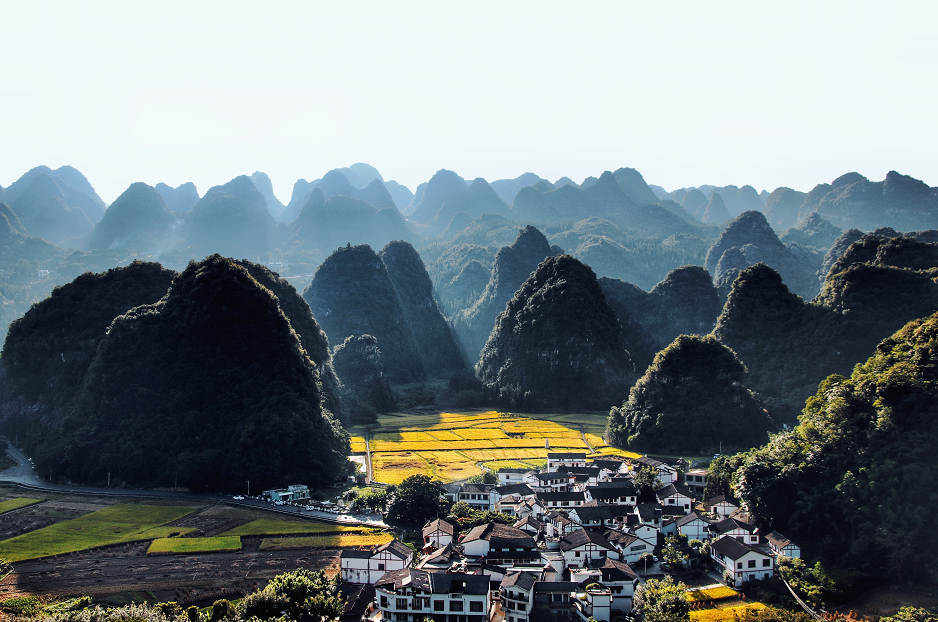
0,440 -> 386,528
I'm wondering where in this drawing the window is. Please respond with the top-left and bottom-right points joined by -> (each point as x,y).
470,601 -> 483,612
763,559 -> 771,567
450,600 -> 464,612
380,596 -> 388,608
434,601 -> 444,611
395,598 -> 407,610
378,563 -> 385,570
748,560 -> 756,568
737,562 -> 743,569
575,551 -> 581,557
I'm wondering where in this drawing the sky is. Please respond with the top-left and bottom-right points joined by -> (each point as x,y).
1,0 -> 936,205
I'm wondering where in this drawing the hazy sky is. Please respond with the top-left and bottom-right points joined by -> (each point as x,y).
1,1 -> 935,205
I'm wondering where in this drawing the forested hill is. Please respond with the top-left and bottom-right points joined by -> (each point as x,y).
0,255 -> 349,491
477,254 -> 634,410
711,310 -> 938,583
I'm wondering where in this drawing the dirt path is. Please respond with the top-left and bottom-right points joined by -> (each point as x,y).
364,430 -> 373,483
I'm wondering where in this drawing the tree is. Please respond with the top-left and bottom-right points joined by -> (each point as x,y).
267,568 -> 344,621
386,474 -> 444,525
880,607 -> 938,622
777,558 -> 837,609
634,576 -> 689,622
633,465 -> 661,501
662,536 -> 688,569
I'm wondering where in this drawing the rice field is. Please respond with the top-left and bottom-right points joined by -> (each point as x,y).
0,498 -> 41,515
219,519 -> 369,537
147,536 -> 242,555
259,533 -> 394,550
357,410 -> 639,484
690,602 -> 766,621
0,504 -> 195,562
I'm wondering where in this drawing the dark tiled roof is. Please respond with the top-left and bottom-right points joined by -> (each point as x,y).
340,548 -> 373,559
708,494 -> 740,507
655,482 -> 694,500
462,522 -> 536,549
711,517 -> 756,535
461,483 -> 496,494
419,543 -> 461,566
600,528 -> 638,548
711,535 -> 762,561
514,515 -> 543,530
590,459 -> 624,471
534,581 -> 578,593
574,505 -> 617,522
558,465 -> 601,477
535,471 -> 573,481
765,530 -> 794,549
429,572 -> 489,595
340,583 -> 375,621
560,528 -> 617,552
636,503 -> 663,522
633,456 -> 665,468
499,468 -> 529,473
501,571 -> 538,591
423,518 -> 455,537
547,452 -> 587,460
675,511 -> 711,528
486,550 -> 542,562
495,483 -> 535,497
585,557 -> 638,582
379,539 -> 413,560
375,568 -> 431,591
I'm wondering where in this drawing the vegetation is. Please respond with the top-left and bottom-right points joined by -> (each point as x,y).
147,536 -> 242,555
258,533 -> 393,550
386,474 -> 447,526
219,519 -> 368,537
0,497 -> 41,514
713,311 -> 938,587
0,504 -> 194,562
634,576 -> 689,622
607,335 -> 770,453
477,254 -> 634,410
23,255 -> 350,491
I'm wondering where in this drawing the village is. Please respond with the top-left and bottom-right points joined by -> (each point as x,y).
336,451 -> 800,622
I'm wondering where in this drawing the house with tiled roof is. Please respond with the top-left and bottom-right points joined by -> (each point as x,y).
422,518 -> 455,550
499,571 -> 539,622
458,482 -> 497,511
569,502 -> 618,529
631,456 -> 679,484
340,539 -> 413,584
374,569 -> 489,622
709,516 -> 760,546
498,467 -> 531,486
547,451 -> 587,470
513,515 -> 544,537
537,490 -> 587,510
461,522 -> 537,558
532,471 -> 575,492
711,536 -> 775,587
587,481 -> 638,506
708,494 -> 741,519
765,530 -> 801,559
601,528 -> 655,564
673,511 -> 712,541
655,482 -> 695,514
573,557 -> 640,614
559,528 -> 620,568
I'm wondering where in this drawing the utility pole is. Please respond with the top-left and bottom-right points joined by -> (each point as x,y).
107,472 -> 110,488
246,480 -> 250,496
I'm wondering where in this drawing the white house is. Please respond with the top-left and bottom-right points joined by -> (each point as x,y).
461,522 -> 537,558
574,557 -> 640,614
631,456 -> 678,485
655,483 -> 694,514
422,518 -> 455,550
500,571 -> 538,622
532,472 -> 575,492
685,469 -> 708,496
340,539 -> 413,584
708,494 -> 741,519
458,483 -> 496,511
374,569 -> 489,622
547,451 -> 587,470
765,531 -> 801,559
586,482 -> 638,506
559,528 -> 621,568
674,511 -> 711,541
711,536 -> 774,587
709,517 -> 760,546
602,529 -> 655,564
570,502 -> 618,529
498,467 -> 531,486
538,491 -> 586,510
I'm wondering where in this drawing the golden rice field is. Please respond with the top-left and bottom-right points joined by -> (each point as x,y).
687,586 -> 740,602
352,411 -> 640,484
259,533 -> 394,550
690,603 -> 766,621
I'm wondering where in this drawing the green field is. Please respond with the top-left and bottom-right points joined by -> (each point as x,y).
259,533 -> 393,550
219,518 -> 368,537
0,498 -> 41,515
147,536 -> 242,555
0,504 -> 194,562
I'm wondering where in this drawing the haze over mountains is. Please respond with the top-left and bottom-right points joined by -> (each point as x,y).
3,160 -> 938,487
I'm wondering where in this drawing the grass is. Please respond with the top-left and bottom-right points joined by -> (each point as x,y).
147,536 -> 242,555
0,504 -> 194,562
219,518 -> 369,537
259,533 -> 393,550
690,603 -> 766,621
0,498 -> 42,515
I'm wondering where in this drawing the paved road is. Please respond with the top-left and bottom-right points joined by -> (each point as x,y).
1,440 -> 386,528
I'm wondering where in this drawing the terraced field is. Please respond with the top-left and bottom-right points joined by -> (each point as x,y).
350,410 -> 640,484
